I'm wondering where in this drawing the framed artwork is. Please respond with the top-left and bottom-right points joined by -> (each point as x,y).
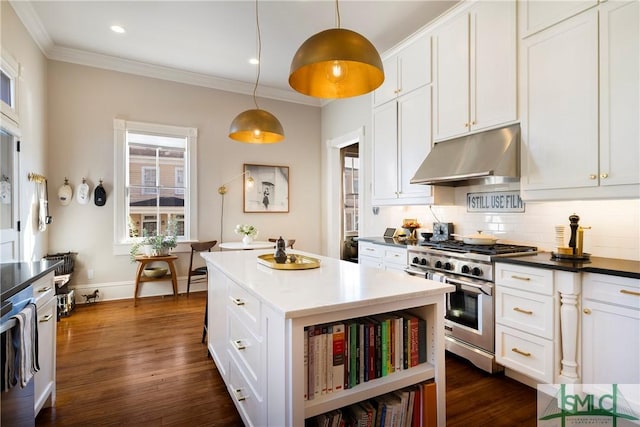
243,164 -> 289,213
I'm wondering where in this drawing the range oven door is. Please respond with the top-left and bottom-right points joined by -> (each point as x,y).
442,276 -> 494,354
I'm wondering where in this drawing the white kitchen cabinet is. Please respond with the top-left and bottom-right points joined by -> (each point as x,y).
372,86 -> 452,206
519,0 -> 597,38
32,272 -> 56,415
207,267 -> 229,380
495,263 -> 582,385
432,1 -> 516,142
495,264 -> 556,383
581,273 -> 640,410
358,241 -> 407,272
203,250 -> 451,426
520,1 -> 639,200
373,33 -> 431,107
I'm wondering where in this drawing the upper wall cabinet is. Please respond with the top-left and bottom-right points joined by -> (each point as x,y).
519,0 -> 598,38
373,33 -> 431,107
520,1 -> 639,200
432,1 -> 517,142
372,85 -> 453,206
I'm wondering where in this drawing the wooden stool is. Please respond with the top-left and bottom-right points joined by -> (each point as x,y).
134,255 -> 178,306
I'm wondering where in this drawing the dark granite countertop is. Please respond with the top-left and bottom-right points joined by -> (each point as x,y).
1,260 -> 62,303
496,252 -> 640,279
356,237 -> 410,249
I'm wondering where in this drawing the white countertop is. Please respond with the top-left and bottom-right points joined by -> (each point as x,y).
201,249 -> 454,319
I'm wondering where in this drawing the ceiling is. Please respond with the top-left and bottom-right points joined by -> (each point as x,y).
9,1 -> 459,106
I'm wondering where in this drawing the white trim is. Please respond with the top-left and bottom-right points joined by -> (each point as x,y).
325,127 -> 364,259
0,50 -> 21,125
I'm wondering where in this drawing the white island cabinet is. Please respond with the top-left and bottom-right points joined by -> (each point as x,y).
202,250 -> 453,427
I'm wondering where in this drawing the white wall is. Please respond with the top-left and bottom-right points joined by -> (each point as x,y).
46,60 -> 321,299
1,2 -> 49,261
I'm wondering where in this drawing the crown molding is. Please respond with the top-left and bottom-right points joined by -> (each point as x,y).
48,45 -> 320,106
9,1 -> 321,107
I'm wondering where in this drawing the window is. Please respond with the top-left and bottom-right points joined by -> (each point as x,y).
114,119 -> 198,253
0,51 -> 19,125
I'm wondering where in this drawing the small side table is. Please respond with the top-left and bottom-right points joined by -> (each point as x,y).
219,241 -> 275,250
134,255 -> 178,306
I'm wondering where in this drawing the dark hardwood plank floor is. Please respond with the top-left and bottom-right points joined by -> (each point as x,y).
36,292 -> 536,426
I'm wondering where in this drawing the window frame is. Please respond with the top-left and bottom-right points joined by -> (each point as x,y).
0,51 -> 20,126
113,119 -> 198,255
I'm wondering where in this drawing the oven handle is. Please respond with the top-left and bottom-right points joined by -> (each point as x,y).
444,277 -> 493,296
405,267 -> 427,278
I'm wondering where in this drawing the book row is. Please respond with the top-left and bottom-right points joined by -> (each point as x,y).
305,380 -> 437,427
304,312 -> 427,400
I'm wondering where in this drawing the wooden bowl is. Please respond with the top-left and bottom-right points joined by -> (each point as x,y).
143,267 -> 168,278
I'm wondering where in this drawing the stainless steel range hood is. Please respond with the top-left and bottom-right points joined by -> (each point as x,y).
410,123 -> 520,187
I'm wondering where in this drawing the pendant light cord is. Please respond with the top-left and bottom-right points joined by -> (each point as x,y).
253,0 -> 261,110
334,0 -> 341,28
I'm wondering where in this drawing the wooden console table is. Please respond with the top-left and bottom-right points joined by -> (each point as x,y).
133,254 -> 178,306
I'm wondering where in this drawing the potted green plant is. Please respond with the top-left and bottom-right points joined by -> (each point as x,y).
130,219 -> 178,261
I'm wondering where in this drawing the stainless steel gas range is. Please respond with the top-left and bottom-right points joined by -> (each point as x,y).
406,240 -> 537,373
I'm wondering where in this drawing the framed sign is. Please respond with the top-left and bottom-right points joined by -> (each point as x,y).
467,191 -> 525,213
243,164 -> 289,213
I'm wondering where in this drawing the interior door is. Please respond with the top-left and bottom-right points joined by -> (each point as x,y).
0,128 -> 20,261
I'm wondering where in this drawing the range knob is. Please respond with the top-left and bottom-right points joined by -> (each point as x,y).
472,267 -> 483,277
412,256 -> 420,264
435,260 -> 443,269
420,258 -> 428,266
461,265 -> 470,274
444,262 -> 453,271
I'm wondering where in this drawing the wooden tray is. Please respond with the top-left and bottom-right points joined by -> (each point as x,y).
257,253 -> 320,270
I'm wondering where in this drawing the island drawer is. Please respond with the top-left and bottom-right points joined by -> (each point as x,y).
383,247 -> 407,266
228,356 -> 265,427
228,309 -> 263,394
582,273 -> 640,309
496,324 -> 553,384
495,263 -> 553,295
496,287 -> 554,339
227,280 -> 261,332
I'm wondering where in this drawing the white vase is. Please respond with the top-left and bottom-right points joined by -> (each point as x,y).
242,235 -> 253,246
142,244 -> 154,257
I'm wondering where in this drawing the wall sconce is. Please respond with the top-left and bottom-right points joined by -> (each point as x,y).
218,171 -> 254,244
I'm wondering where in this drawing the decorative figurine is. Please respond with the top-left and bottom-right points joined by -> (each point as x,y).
274,236 -> 287,263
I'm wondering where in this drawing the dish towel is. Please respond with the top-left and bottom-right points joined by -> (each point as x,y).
2,301 -> 40,391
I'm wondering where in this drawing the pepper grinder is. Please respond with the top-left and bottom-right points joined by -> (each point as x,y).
568,214 -> 580,255
274,236 -> 287,263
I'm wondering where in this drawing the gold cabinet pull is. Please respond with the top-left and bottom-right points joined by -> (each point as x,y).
513,307 -> 533,315
621,289 -> 640,297
589,174 -> 597,180
464,123 -> 469,128
600,173 -> 609,179
232,339 -> 246,351
230,297 -> 245,306
39,314 -> 53,322
232,388 -> 247,402
511,275 -> 531,281
512,347 -> 531,357
583,308 -> 592,315
38,286 -> 51,293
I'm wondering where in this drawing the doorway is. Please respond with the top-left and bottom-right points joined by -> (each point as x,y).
340,144 -> 359,262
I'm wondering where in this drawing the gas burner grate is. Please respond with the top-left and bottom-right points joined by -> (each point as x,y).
419,240 -> 537,255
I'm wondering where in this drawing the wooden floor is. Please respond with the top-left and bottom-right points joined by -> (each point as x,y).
36,292 -> 536,426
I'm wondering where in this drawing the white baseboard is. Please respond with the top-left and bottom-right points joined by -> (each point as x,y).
69,276 -> 207,304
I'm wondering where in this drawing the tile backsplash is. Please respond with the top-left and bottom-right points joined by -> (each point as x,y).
369,198 -> 640,261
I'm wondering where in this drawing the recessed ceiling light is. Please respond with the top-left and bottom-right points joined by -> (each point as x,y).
110,25 -> 126,34
249,58 -> 259,65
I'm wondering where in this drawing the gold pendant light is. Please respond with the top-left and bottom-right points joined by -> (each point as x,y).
229,0 -> 284,143
289,0 -> 384,99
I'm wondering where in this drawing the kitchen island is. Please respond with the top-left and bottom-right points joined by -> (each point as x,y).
202,249 -> 454,426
